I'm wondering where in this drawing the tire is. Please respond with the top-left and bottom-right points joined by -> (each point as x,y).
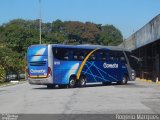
69,77 -> 76,88
79,76 -> 86,87
117,75 -> 128,85
47,84 -> 55,89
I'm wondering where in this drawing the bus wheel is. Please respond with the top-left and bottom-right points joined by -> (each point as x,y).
79,76 -> 86,87
69,77 -> 76,88
117,75 -> 128,85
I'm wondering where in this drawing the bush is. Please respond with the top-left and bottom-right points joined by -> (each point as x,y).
0,65 -> 5,82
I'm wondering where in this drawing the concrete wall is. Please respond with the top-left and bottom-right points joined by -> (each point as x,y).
119,14 -> 160,50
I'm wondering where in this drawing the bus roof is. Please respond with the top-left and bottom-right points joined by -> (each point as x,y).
29,44 -> 130,52
51,44 -> 130,52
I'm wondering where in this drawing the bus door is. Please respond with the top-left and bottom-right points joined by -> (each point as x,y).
94,50 -> 119,82
104,51 -> 121,82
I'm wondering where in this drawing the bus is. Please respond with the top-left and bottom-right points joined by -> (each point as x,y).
27,44 -> 136,88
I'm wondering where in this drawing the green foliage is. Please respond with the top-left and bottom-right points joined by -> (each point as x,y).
1,19 -> 123,47
1,19 -> 39,55
0,65 -> 5,82
0,46 -> 25,81
63,21 -> 100,44
99,25 -> 123,45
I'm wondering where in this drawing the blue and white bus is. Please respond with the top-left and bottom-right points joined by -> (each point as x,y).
27,44 -> 136,88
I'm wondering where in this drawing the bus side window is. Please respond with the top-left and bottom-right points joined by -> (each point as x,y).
63,52 -> 69,60
53,48 -> 71,61
117,51 -> 126,63
73,55 -> 78,60
79,52 -> 84,60
89,54 -> 96,61
73,50 -> 78,60
88,50 -> 97,61
73,50 -> 85,61
109,51 -> 116,62
99,51 -> 107,61
120,56 -> 124,61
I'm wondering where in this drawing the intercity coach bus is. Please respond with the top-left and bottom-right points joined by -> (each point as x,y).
27,44 -> 136,88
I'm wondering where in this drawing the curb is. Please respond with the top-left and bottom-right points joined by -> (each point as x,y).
136,77 -> 160,85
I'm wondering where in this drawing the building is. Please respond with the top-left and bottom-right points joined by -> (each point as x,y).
119,14 -> 160,81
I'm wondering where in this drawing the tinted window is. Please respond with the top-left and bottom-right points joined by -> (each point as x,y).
117,51 -> 126,63
98,51 -> 107,61
126,51 -> 139,68
53,48 -> 72,60
88,53 -> 96,61
109,51 -> 117,61
108,50 -> 126,63
73,50 -> 86,61
53,47 -> 90,61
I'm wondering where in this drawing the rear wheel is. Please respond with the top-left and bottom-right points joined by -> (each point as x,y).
79,76 -> 86,87
69,77 -> 76,88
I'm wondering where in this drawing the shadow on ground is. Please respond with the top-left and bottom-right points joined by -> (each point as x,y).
33,82 -> 138,90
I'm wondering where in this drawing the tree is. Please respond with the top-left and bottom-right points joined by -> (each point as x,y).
0,47 -> 24,81
0,65 -> 5,82
99,25 -> 123,45
44,20 -> 67,44
64,21 -> 101,44
1,19 -> 39,56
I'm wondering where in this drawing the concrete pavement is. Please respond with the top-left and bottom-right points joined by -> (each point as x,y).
0,80 -> 160,114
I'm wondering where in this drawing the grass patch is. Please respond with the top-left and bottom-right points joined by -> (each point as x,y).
0,81 -> 11,86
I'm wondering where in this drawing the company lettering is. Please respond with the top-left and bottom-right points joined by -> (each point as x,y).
103,63 -> 118,68
30,69 -> 46,73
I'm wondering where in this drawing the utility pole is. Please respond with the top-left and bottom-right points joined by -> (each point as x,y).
39,0 -> 42,44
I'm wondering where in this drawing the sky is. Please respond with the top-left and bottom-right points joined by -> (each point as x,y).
0,0 -> 160,38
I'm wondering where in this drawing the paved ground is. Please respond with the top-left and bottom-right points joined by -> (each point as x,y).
0,80 -> 160,114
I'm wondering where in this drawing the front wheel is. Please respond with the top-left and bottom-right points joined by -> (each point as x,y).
117,75 -> 128,85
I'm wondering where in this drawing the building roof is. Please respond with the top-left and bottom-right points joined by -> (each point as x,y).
119,14 -> 160,50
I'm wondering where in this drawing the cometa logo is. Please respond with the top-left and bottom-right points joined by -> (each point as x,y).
103,63 -> 118,68
30,69 -> 46,73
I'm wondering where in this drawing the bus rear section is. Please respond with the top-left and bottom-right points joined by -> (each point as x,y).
27,45 -> 53,85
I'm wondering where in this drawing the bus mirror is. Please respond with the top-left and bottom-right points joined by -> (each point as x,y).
130,55 -> 142,62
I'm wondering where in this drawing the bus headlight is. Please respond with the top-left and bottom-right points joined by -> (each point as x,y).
131,70 -> 136,80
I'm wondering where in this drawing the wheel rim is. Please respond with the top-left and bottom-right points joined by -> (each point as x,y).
70,78 -> 75,87
122,76 -> 127,84
80,78 -> 86,86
